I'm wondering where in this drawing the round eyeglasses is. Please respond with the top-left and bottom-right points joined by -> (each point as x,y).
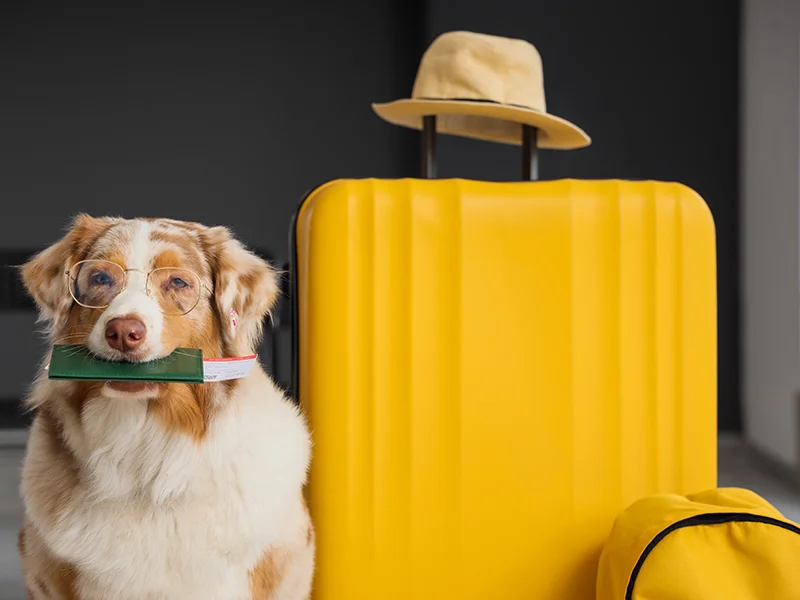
66,259 -> 207,316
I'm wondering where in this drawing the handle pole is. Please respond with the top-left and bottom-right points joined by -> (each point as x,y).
421,116 -> 437,179
522,125 -> 539,181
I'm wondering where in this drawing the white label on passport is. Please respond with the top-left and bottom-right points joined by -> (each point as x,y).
203,354 -> 257,382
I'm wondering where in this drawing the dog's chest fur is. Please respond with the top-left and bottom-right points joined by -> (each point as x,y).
22,371 -> 311,600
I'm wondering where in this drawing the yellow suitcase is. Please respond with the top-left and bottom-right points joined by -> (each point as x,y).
290,177 -> 717,600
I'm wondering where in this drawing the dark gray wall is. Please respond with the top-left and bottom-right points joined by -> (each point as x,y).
0,1 -> 419,248
424,0 -> 742,431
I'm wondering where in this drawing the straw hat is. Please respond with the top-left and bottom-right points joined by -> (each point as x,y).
372,31 -> 590,149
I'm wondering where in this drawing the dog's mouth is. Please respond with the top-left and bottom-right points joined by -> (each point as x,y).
89,343 -> 177,365
98,348 -> 156,364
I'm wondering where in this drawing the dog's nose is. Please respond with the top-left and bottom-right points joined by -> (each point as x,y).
105,318 -> 147,353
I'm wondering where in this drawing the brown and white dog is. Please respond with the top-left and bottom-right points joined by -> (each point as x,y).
17,215 -> 314,600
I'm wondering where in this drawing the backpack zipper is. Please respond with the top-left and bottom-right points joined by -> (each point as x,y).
625,512 -> 800,600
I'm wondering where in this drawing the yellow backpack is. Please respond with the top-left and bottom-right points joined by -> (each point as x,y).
596,487 -> 800,600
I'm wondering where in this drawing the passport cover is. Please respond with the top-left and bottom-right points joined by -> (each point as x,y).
47,344 -> 204,384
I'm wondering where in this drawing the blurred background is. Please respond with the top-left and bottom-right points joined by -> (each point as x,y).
0,0 -> 798,595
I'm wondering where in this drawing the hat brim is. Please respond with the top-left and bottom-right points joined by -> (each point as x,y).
371,99 -> 590,149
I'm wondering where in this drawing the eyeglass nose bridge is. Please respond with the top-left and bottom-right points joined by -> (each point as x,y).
123,268 -> 152,296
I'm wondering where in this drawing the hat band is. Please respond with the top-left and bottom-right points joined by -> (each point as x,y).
416,97 -> 543,112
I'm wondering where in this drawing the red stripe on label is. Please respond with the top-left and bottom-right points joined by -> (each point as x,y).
203,355 -> 257,363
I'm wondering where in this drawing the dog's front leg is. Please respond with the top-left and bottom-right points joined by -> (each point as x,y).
249,527 -> 315,600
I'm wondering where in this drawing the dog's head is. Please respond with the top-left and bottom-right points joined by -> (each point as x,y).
22,214 -> 279,366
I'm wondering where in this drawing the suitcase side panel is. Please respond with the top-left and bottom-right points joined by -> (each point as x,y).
294,178 -> 717,600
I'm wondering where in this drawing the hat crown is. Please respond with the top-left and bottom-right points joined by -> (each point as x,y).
411,31 -> 546,112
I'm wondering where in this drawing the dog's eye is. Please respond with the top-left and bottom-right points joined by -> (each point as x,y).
91,272 -> 113,287
169,277 -> 189,289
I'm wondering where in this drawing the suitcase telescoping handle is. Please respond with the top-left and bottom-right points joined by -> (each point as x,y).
420,116 -> 539,181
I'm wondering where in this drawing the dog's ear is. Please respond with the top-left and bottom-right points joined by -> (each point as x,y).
202,226 -> 280,353
20,214 -> 116,323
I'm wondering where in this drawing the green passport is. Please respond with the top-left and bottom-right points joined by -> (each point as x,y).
47,344 -> 204,384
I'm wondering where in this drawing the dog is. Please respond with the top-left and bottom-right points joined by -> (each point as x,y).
16,215 -> 314,600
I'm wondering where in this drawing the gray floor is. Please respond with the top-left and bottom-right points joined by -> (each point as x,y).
717,435 -> 800,524
0,437 -> 797,599
0,446 -> 24,599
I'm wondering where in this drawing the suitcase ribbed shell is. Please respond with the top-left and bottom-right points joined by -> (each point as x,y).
292,178 -> 717,600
